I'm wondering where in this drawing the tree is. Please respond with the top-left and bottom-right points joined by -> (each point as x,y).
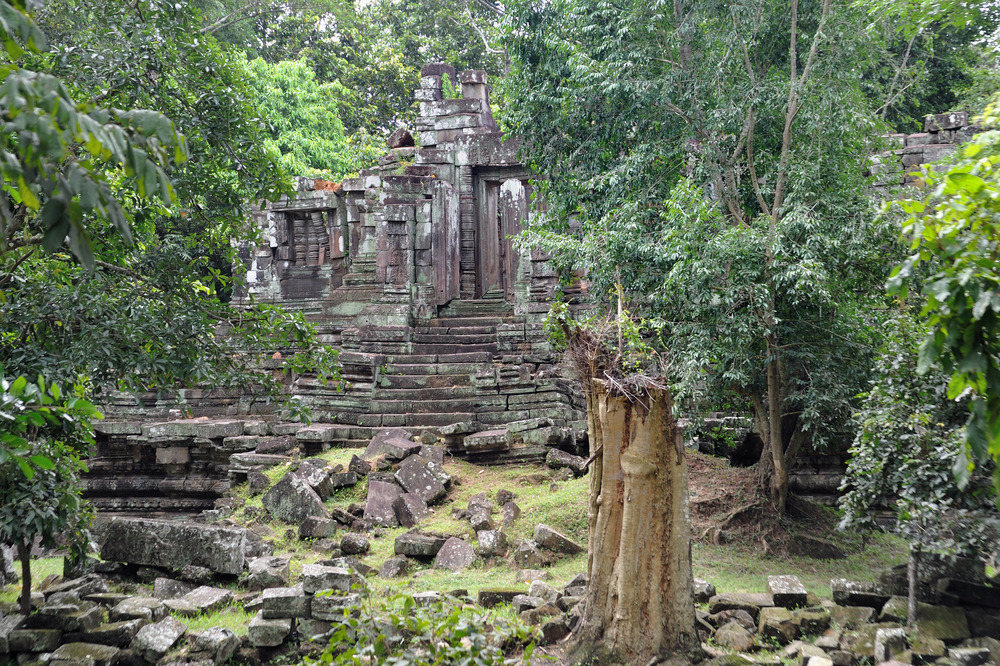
0,375 -> 101,615
3,0 -> 341,407
840,313 -> 999,625
548,308 -> 698,664
244,57 -> 371,179
888,94 -> 1000,499
502,0 -> 899,513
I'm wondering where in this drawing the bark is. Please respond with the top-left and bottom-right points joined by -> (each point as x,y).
17,540 -> 31,616
571,382 -> 698,664
907,546 -> 919,630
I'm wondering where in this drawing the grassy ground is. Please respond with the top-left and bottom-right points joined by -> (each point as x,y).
0,450 -> 907,638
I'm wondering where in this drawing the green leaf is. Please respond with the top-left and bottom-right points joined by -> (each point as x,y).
29,454 -> 54,470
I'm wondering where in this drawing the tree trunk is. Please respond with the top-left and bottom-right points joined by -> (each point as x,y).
17,540 -> 31,616
571,382 -> 699,665
765,336 -> 788,513
907,546 -> 919,630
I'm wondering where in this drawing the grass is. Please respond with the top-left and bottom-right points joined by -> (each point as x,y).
0,556 -> 63,604
0,452 -> 908,639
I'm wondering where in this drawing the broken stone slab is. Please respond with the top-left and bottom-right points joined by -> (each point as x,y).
231,452 -> 292,468
758,606 -> 797,644
243,556 -> 290,591
529,580 -> 560,605
131,616 -> 186,663
179,586 -> 234,613
109,597 -> 166,623
394,456 -> 447,503
874,627 -> 908,662
768,575 -> 808,609
364,427 -> 419,460
8,627 -> 62,652
470,508 -> 495,532
475,530 -> 507,558
463,429 -> 509,452
829,604 -> 875,629
393,493 -> 430,527
100,518 -> 248,576
938,578 -> 1000,610
248,612 -> 290,647
142,418 -> 244,439
42,574 -> 107,601
311,592 -> 363,621
329,471 -> 359,489
341,533 -> 370,555
513,594 -> 545,613
49,642 -> 120,666
708,593 -> 775,621
715,620 -> 755,652
192,627 -> 239,663
364,479 -> 404,527
152,577 -> 194,600
842,622 -> 905,657
694,578 -> 717,604
162,598 -> 198,617
348,455 -> 371,475
262,585 -> 309,619
299,516 -> 338,539
948,646 -> 992,665
380,556 -> 412,578
476,589 -> 521,609
262,472 -> 330,524
387,127 -> 415,149
830,579 -> 891,609
511,540 -> 551,569
792,607 -> 830,634
545,448 -> 588,477
291,461 -> 334,498
433,537 -> 476,571
66,619 -> 143,648
295,424 -> 341,443
393,531 -> 446,559
533,524 -> 583,555
301,565 -> 356,594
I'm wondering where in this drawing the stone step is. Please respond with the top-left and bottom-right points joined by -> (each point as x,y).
378,374 -> 473,389
372,386 -> 477,400
421,316 -> 517,328
401,412 -> 475,426
411,332 -> 496,343
370,398 -> 479,414
385,363 -> 482,375
380,351 -> 491,364
414,325 -> 497,335
411,342 -> 497,354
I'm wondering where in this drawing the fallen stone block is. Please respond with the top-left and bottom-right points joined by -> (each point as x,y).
477,589 -> 521,608
311,592 -> 363,621
301,565 -> 356,595
380,556 -> 412,578
715,620 -> 755,652
9,627 -> 62,652
299,516 -> 338,539
475,530 -> 507,558
262,585 -> 309,619
759,606 -> 797,644
248,612 -> 290,647
67,619 -> 143,648
109,597 -> 166,623
394,456 -> 447,503
433,537 -> 475,571
192,627 -> 239,663
49,642 -> 120,666
768,575 -> 808,609
179,586 -> 233,613
341,533 -> 371,556
243,556 -> 290,591
533,524 -> 583,555
131,616 -> 186,663
100,518 -> 248,576
364,479 -> 404,527
262,473 -> 330,524
545,448 -> 587,477
393,493 -> 430,527
831,579 -> 891,609
708,593 -> 774,621
694,578 -> 716,604
395,531 -> 449,559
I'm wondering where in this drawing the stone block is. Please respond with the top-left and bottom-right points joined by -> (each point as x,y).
694,578 -> 717,604
831,579 -> 890,609
9,628 -> 62,652
109,597 -> 165,623
393,493 -> 430,527
708,593 -> 775,621
262,586 -> 309,619
874,627 -> 908,662
69,620 -> 143,648
155,446 -> 190,465
477,589 -> 521,608
768,575 -> 808,608
759,606 -> 797,644
100,518 -> 248,576
131,616 -> 186,663
364,479 -> 404,527
248,612 -> 290,647
394,456 -> 447,503
433,537 -> 475,571
179,586 -> 233,613
533,524 -> 583,554
49,642 -> 120,666
262,473 -> 329,524
311,592 -> 363,621
192,627 -> 239,663
243,556 -> 290,591
301,565 -> 355,594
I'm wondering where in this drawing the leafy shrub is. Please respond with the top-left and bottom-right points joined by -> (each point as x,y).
308,591 -> 539,666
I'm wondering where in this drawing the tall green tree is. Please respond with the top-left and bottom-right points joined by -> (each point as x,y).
889,95 -> 1000,499
502,0 -> 900,513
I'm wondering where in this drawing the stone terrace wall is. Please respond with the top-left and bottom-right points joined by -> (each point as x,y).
871,111 -> 979,188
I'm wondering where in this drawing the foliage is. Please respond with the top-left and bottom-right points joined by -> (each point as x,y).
244,57 -> 371,179
0,374 -> 99,613
840,314 -> 999,561
0,0 -> 187,269
1,0 -> 341,409
308,590 -> 537,666
889,94 -> 1000,498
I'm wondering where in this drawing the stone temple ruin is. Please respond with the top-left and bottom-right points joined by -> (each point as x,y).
85,64 -> 588,514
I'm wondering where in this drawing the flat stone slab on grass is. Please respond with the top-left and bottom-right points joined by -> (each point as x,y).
395,532 -> 449,559
50,642 -> 120,666
100,518 -> 248,576
767,575 -> 808,608
533,524 -> 583,554
179,586 -> 234,613
831,579 -> 891,609
131,616 -> 186,663
433,537 -> 475,571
